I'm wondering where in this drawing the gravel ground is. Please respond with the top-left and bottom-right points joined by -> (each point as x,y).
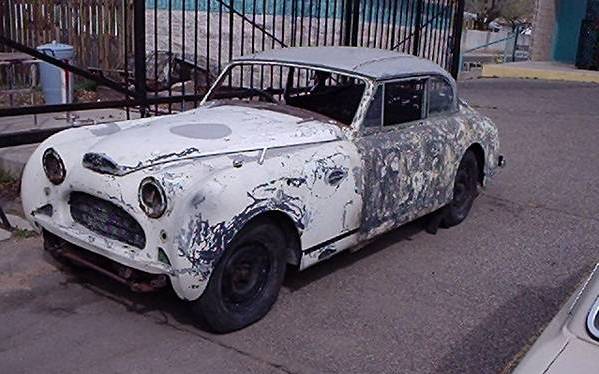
0,78 -> 598,373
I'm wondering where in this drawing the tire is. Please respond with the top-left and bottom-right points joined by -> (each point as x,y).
191,218 -> 287,333
442,150 -> 479,228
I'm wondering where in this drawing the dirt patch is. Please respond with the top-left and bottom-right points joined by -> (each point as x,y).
0,170 -> 21,215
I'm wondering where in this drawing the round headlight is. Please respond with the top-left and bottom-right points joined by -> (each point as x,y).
42,148 -> 66,185
139,177 -> 167,218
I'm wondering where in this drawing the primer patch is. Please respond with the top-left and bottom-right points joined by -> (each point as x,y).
170,123 -> 232,139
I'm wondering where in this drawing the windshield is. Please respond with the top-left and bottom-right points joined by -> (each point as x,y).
205,63 -> 368,125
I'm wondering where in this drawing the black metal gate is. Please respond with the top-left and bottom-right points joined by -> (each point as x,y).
0,0 -> 464,122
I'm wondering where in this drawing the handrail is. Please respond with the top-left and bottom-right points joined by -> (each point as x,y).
459,26 -> 524,73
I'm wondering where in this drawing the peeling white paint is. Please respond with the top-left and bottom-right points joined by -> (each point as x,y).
21,49 -> 502,302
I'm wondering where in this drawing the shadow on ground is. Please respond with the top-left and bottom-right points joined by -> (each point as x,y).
434,265 -> 592,374
42,216 -> 429,334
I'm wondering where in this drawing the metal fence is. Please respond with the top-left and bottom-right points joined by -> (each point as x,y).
0,0 -> 465,120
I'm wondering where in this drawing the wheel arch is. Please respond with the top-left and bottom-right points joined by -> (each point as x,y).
464,143 -> 485,185
237,210 -> 302,267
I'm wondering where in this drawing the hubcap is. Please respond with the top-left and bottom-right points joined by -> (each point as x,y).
222,243 -> 271,309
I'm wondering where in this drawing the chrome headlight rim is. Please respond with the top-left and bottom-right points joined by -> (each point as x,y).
587,297 -> 599,340
42,148 -> 66,185
138,177 -> 167,219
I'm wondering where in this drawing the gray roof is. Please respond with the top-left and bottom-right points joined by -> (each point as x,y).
235,47 -> 453,81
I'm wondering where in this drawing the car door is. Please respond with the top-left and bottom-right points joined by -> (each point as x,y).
355,76 -> 457,239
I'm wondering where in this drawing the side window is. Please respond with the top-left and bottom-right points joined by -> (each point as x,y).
428,76 -> 455,115
363,85 -> 383,128
383,79 -> 425,126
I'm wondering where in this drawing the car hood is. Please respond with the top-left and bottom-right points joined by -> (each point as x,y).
81,103 -> 344,175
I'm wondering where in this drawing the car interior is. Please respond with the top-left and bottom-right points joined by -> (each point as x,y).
207,63 -> 367,125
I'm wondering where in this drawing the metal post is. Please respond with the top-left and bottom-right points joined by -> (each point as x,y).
133,0 -> 148,117
0,2 -> 6,53
450,0 -> 465,78
512,25 -> 520,63
412,0 -> 424,56
350,0 -> 360,46
342,0 -> 360,46
342,0 -> 353,45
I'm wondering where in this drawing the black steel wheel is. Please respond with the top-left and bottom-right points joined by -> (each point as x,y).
442,150 -> 479,227
192,218 -> 287,333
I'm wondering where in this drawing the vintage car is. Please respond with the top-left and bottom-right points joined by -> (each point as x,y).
513,264 -> 599,373
21,47 -> 503,332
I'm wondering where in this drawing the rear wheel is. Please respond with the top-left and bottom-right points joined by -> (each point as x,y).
442,150 -> 479,227
191,219 -> 287,333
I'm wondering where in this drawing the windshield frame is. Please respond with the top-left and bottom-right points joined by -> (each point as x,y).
201,60 -> 376,132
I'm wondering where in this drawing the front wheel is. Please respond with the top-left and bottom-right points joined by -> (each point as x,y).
191,219 -> 287,333
442,150 -> 479,228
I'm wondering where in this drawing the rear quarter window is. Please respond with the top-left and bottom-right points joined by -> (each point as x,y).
428,76 -> 455,116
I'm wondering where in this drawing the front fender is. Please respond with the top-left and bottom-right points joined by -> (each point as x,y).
161,149 -> 308,300
163,141 -> 360,300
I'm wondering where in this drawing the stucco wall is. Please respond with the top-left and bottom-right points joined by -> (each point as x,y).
532,0 -> 589,62
531,0 -> 557,61
552,0 -> 588,63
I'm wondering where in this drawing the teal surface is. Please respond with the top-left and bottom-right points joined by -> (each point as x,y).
552,0 -> 588,63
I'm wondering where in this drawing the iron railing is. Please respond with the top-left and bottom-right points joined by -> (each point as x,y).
0,0 -> 465,121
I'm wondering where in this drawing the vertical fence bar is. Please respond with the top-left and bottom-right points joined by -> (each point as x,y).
123,0 -> 131,119
450,0 -> 464,78
350,0 -> 359,46
166,0 -> 172,111
181,0 -> 187,111
134,0 -> 147,116
207,0 -> 212,86
331,0 -> 337,45
0,1 -> 7,52
308,0 -> 313,45
341,0 -> 351,46
441,0 -> 451,69
194,0 -> 199,106
388,0 -> 398,49
412,0 -> 422,56
229,0 -> 234,84
153,0 -> 158,113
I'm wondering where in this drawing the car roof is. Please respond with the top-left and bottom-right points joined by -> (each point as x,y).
234,46 -> 454,82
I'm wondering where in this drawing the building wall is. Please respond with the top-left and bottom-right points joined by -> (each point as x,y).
531,0 -> 557,61
532,0 -> 589,62
552,0 -> 588,63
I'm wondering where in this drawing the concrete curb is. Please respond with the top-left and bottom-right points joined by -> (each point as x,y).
482,62 -> 599,83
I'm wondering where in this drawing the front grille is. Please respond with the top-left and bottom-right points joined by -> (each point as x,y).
69,192 -> 146,249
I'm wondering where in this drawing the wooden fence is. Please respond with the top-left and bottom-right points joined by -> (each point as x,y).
1,0 -> 134,72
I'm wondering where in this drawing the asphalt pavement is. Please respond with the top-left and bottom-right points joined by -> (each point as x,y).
1,78 -> 598,373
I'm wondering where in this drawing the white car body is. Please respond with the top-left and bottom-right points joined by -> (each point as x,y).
21,47 -> 502,302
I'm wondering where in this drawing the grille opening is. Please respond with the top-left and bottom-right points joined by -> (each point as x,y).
69,192 -> 146,249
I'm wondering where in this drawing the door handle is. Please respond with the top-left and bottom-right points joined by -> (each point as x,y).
326,169 -> 347,186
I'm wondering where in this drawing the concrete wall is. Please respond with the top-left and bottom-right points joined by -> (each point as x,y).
531,0 -> 557,61
552,0 -> 588,63
461,29 -> 530,56
532,0 -> 589,63
462,29 -> 509,53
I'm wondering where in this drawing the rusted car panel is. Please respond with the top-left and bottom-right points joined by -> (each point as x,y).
21,47 -> 502,308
